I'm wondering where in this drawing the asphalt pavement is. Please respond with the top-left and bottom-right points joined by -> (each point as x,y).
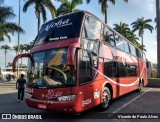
0,79 -> 160,122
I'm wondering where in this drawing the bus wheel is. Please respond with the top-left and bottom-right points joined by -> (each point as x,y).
138,81 -> 143,92
99,87 -> 111,111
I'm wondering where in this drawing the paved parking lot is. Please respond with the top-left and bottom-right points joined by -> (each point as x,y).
0,79 -> 160,122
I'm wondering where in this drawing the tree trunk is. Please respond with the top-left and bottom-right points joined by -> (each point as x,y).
141,35 -> 143,51
156,0 -> 160,77
38,16 -> 40,33
36,10 -> 40,33
105,2 -> 107,24
5,51 -> 7,68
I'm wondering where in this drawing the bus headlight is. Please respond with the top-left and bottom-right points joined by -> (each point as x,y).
57,95 -> 76,101
25,92 -> 32,98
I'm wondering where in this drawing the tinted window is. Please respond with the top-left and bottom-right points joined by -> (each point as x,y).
124,41 -> 130,53
34,12 -> 84,46
79,50 -> 93,84
136,48 -> 140,58
104,59 -> 118,77
83,16 -> 101,40
104,27 -> 115,46
118,62 -> 127,77
129,44 -> 136,56
115,35 -> 124,51
126,64 -> 138,76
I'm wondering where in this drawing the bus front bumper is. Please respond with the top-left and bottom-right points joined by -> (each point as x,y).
25,97 -> 79,113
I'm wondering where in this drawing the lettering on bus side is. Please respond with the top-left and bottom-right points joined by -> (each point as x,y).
25,88 -> 34,93
82,99 -> 92,106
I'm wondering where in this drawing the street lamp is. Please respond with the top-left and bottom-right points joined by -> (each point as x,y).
17,0 -> 21,77
156,0 -> 160,77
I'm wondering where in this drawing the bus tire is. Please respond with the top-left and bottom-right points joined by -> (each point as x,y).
99,87 -> 111,111
138,81 -> 143,92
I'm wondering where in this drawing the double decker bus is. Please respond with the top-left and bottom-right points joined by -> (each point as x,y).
13,11 -> 147,113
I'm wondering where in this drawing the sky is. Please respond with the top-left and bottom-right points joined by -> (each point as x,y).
0,0 -> 157,68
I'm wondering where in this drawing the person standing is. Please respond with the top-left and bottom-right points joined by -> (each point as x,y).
16,74 -> 26,102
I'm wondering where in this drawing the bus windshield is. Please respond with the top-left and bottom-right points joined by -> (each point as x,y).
34,12 -> 84,46
28,48 -> 76,88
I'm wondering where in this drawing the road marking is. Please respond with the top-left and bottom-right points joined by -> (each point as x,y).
112,88 -> 152,113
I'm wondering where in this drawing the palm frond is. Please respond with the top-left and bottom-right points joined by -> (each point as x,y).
23,0 -> 35,12
40,4 -> 47,22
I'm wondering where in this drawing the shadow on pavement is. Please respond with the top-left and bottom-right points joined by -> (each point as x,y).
146,79 -> 160,88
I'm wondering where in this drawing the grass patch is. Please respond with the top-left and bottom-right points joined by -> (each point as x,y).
148,78 -> 160,80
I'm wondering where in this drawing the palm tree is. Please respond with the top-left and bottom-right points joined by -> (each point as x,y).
1,45 -> 11,68
23,0 -> 56,32
23,43 -> 32,53
0,1 -> 24,42
86,0 -> 128,23
114,22 -> 130,37
113,22 -> 145,50
56,0 -> 83,16
12,45 -> 19,55
131,17 -> 154,51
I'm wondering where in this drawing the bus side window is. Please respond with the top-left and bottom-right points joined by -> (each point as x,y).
104,59 -> 118,77
129,43 -> 136,56
115,35 -> 125,51
79,50 -> 94,85
104,27 -> 115,46
124,41 -> 130,53
82,16 -> 101,40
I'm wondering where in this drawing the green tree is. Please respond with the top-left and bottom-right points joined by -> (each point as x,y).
12,45 -> 19,55
113,21 -> 145,51
56,0 -> 83,16
1,45 -> 11,68
114,22 -> 130,37
7,62 -> 12,67
131,17 -> 154,51
23,43 -> 32,53
23,0 -> 56,32
0,1 -> 24,42
86,0 -> 128,23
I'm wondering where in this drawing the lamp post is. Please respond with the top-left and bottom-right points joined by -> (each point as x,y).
156,0 -> 160,77
17,0 -> 21,77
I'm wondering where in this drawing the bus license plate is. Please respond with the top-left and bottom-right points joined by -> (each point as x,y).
38,104 -> 46,109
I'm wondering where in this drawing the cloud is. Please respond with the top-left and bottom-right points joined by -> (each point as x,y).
131,0 -> 155,14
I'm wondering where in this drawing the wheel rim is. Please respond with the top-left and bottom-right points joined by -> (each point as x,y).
103,91 -> 110,107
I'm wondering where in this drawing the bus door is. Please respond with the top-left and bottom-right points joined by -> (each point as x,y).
76,49 -> 100,111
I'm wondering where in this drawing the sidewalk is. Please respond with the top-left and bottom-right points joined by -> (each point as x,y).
0,80 -> 17,94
